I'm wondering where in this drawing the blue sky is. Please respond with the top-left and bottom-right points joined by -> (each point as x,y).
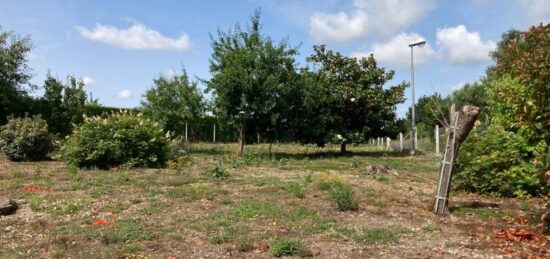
1,0 -> 548,117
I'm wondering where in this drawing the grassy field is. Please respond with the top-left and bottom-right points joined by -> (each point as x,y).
0,143 -> 546,258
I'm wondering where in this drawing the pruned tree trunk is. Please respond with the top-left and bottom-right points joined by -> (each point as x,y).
0,199 -> 18,216
433,106 -> 479,215
237,122 -> 245,157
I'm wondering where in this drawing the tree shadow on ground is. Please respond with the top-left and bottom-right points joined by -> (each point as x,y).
190,146 -> 413,160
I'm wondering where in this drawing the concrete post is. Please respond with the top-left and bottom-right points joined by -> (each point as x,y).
213,124 -> 216,143
399,132 -> 403,151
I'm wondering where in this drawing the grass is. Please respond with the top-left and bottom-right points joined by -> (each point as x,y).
336,227 -> 404,244
270,238 -> 312,257
451,207 -> 517,220
1,142 -> 529,258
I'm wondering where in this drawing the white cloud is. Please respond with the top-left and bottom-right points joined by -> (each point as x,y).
352,33 -> 436,68
116,89 -> 133,100
518,0 -> 550,21
436,25 -> 496,65
82,76 -> 95,86
309,0 -> 436,42
76,23 -> 191,51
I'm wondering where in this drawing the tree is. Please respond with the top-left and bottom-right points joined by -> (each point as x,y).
299,45 -> 407,153
405,93 -> 450,138
141,69 -> 205,136
450,81 -> 488,122
207,10 -> 300,156
0,27 -> 33,124
40,74 -> 87,136
454,24 -> 550,198
489,24 -> 549,135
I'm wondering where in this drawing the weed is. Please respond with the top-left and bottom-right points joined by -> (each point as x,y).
327,183 -> 358,211
208,165 -> 230,180
284,181 -> 305,198
28,194 -> 44,211
270,238 -> 312,257
375,175 -> 390,184
315,173 -> 344,191
422,224 -> 442,232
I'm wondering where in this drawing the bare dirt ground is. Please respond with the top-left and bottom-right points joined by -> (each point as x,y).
0,143 -> 547,258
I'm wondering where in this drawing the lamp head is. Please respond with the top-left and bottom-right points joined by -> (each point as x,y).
409,39 -> 426,47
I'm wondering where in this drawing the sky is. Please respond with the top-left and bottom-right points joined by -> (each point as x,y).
1,0 -> 549,117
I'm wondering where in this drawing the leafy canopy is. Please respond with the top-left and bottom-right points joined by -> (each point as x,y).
141,69 -> 205,135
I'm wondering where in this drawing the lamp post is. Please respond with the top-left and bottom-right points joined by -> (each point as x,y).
408,39 -> 426,153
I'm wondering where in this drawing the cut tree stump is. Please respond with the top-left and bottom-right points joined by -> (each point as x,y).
0,199 -> 18,216
433,106 -> 479,215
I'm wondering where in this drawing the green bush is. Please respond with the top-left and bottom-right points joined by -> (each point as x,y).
0,116 -> 52,161
454,125 -> 548,197
327,182 -> 359,211
270,238 -> 312,257
62,111 -> 170,168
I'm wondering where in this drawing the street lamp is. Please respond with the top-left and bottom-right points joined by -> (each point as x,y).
408,39 -> 426,153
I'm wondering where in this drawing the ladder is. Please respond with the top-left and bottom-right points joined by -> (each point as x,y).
433,111 -> 459,214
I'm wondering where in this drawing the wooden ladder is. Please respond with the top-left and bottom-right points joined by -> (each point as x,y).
433,111 -> 459,214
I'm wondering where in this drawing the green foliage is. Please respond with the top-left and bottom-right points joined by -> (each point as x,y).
455,123 -> 548,197
489,24 -> 550,133
0,116 -> 52,161
207,10 -> 301,155
141,68 -> 205,136
314,173 -> 358,210
208,165 -> 230,180
405,93 -> 450,138
41,74 -> 87,136
62,111 -> 170,169
450,81 -> 489,121
0,27 -> 34,125
270,238 -> 312,257
297,45 -> 407,151
327,182 -> 358,211
455,75 -> 549,197
284,181 -> 305,198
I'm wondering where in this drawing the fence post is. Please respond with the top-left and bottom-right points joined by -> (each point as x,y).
257,133 -> 260,144
185,122 -> 188,142
213,124 -> 216,143
399,133 -> 403,151
435,125 -> 440,154
386,137 -> 391,150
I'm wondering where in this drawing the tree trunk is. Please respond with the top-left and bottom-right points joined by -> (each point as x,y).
268,142 -> 272,154
340,142 -> 347,153
237,122 -> 245,157
433,106 -> 479,215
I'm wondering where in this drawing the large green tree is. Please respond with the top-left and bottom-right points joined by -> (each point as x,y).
299,45 -> 407,152
455,24 -> 549,197
141,69 -> 205,136
207,11 -> 300,156
0,27 -> 34,124
41,74 -> 87,136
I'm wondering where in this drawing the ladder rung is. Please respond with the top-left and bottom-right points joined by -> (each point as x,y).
441,161 -> 452,165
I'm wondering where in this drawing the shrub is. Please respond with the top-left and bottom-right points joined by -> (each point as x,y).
327,182 -> 358,211
0,116 -> 52,161
208,165 -> 230,180
454,124 -> 548,197
314,173 -> 358,211
62,111 -> 170,168
270,238 -> 312,257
